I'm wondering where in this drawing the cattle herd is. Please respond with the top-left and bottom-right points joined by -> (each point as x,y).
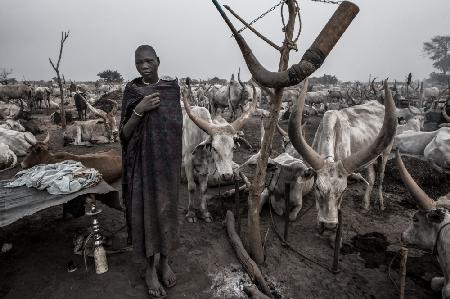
1,73 -> 450,297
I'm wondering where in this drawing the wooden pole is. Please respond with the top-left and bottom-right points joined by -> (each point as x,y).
226,211 -> 272,297
283,183 -> 290,241
399,247 -> 408,299
234,176 -> 241,236
332,209 -> 343,273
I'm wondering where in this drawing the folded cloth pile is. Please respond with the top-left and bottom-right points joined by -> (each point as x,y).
5,160 -> 102,194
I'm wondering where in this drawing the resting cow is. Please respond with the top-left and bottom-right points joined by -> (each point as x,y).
0,127 -> 36,156
396,152 -> 450,298
0,143 -> 17,171
21,133 -> 121,183
63,99 -> 118,146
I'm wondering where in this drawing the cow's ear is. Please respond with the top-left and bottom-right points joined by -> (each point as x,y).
427,208 -> 446,223
192,137 -> 212,155
302,168 -> 316,179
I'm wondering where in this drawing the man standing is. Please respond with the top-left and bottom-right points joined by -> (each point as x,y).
120,45 -> 182,298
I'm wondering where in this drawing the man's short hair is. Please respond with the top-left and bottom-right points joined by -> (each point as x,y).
135,45 -> 157,57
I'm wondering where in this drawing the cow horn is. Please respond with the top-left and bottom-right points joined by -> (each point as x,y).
342,81 -> 397,174
442,104 -> 450,122
231,83 -> 258,132
211,0 -> 359,88
237,68 -> 245,89
395,150 -> 435,211
276,123 -> 288,138
85,98 -> 107,120
43,132 -> 50,144
107,99 -> 118,114
288,79 -> 325,170
182,79 -> 218,135
24,133 -> 36,146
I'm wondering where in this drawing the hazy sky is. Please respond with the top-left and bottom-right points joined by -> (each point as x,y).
0,0 -> 449,83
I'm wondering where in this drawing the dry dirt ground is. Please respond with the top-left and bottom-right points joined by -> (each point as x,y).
1,109 -> 449,299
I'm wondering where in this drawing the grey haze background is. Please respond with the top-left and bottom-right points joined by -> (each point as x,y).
1,0 -> 449,82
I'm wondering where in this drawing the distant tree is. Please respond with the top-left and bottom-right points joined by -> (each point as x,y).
207,77 -> 227,85
97,70 -> 123,83
423,35 -> 450,78
0,68 -> 13,84
310,74 -> 339,85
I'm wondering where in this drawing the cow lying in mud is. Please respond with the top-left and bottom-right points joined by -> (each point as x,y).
21,133 -> 122,183
181,80 -> 257,223
396,152 -> 450,298
63,99 -> 118,146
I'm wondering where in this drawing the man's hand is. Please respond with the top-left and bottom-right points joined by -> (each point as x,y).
135,93 -> 160,114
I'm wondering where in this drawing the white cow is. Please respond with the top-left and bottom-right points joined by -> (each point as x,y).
0,143 -> 17,171
63,100 -> 118,146
396,152 -> 450,298
288,80 -> 397,232
395,127 -> 450,173
0,127 -> 36,156
181,84 -> 257,223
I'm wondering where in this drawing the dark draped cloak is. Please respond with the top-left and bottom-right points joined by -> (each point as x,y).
120,77 -> 182,257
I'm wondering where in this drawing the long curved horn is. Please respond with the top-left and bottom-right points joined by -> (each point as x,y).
43,132 -> 50,144
182,79 -> 217,135
395,150 -> 435,211
237,67 -> 245,88
288,79 -> 325,170
107,99 -> 118,114
342,81 -> 397,173
231,83 -> 258,131
211,0 -> 359,88
443,104 -> 450,122
276,123 -> 288,138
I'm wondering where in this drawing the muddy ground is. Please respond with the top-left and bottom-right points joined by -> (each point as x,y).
1,108 -> 449,299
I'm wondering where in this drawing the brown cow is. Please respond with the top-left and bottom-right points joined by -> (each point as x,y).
21,133 -> 122,183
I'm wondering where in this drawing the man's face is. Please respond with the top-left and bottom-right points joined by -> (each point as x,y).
135,49 -> 159,79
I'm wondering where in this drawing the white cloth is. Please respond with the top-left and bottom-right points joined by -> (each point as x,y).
5,160 -> 101,194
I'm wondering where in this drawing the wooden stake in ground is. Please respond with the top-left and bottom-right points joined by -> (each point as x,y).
225,211 -> 272,297
234,174 -> 242,236
49,31 -> 70,129
399,247 -> 408,299
283,183 -> 291,241
332,209 -> 343,273
212,0 -> 359,264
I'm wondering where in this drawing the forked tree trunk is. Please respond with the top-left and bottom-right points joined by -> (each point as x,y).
247,0 -> 297,264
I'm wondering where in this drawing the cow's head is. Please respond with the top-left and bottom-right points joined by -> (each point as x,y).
183,79 -> 257,182
21,133 -> 50,169
395,151 -> 450,251
86,99 -> 118,141
288,79 -> 397,228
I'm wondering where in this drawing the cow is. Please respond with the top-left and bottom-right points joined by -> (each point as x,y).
63,99 -> 118,146
287,80 -> 397,235
0,127 -> 36,156
181,81 -> 257,223
395,127 -> 450,173
20,133 -> 122,184
74,92 -> 88,120
0,143 -> 17,171
208,74 -> 246,118
0,84 -> 34,107
34,87 -> 51,111
0,119 -> 25,132
396,152 -> 450,298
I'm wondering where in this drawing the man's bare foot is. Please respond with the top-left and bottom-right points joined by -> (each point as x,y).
145,265 -> 166,298
159,257 -> 176,288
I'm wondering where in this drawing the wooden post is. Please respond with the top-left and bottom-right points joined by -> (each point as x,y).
332,209 -> 343,273
283,183 -> 290,241
399,247 -> 408,299
234,175 -> 241,237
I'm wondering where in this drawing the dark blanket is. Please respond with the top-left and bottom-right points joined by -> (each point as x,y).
120,77 -> 182,257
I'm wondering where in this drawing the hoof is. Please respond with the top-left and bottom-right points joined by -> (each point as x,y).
199,210 -> 212,223
185,211 -> 197,223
